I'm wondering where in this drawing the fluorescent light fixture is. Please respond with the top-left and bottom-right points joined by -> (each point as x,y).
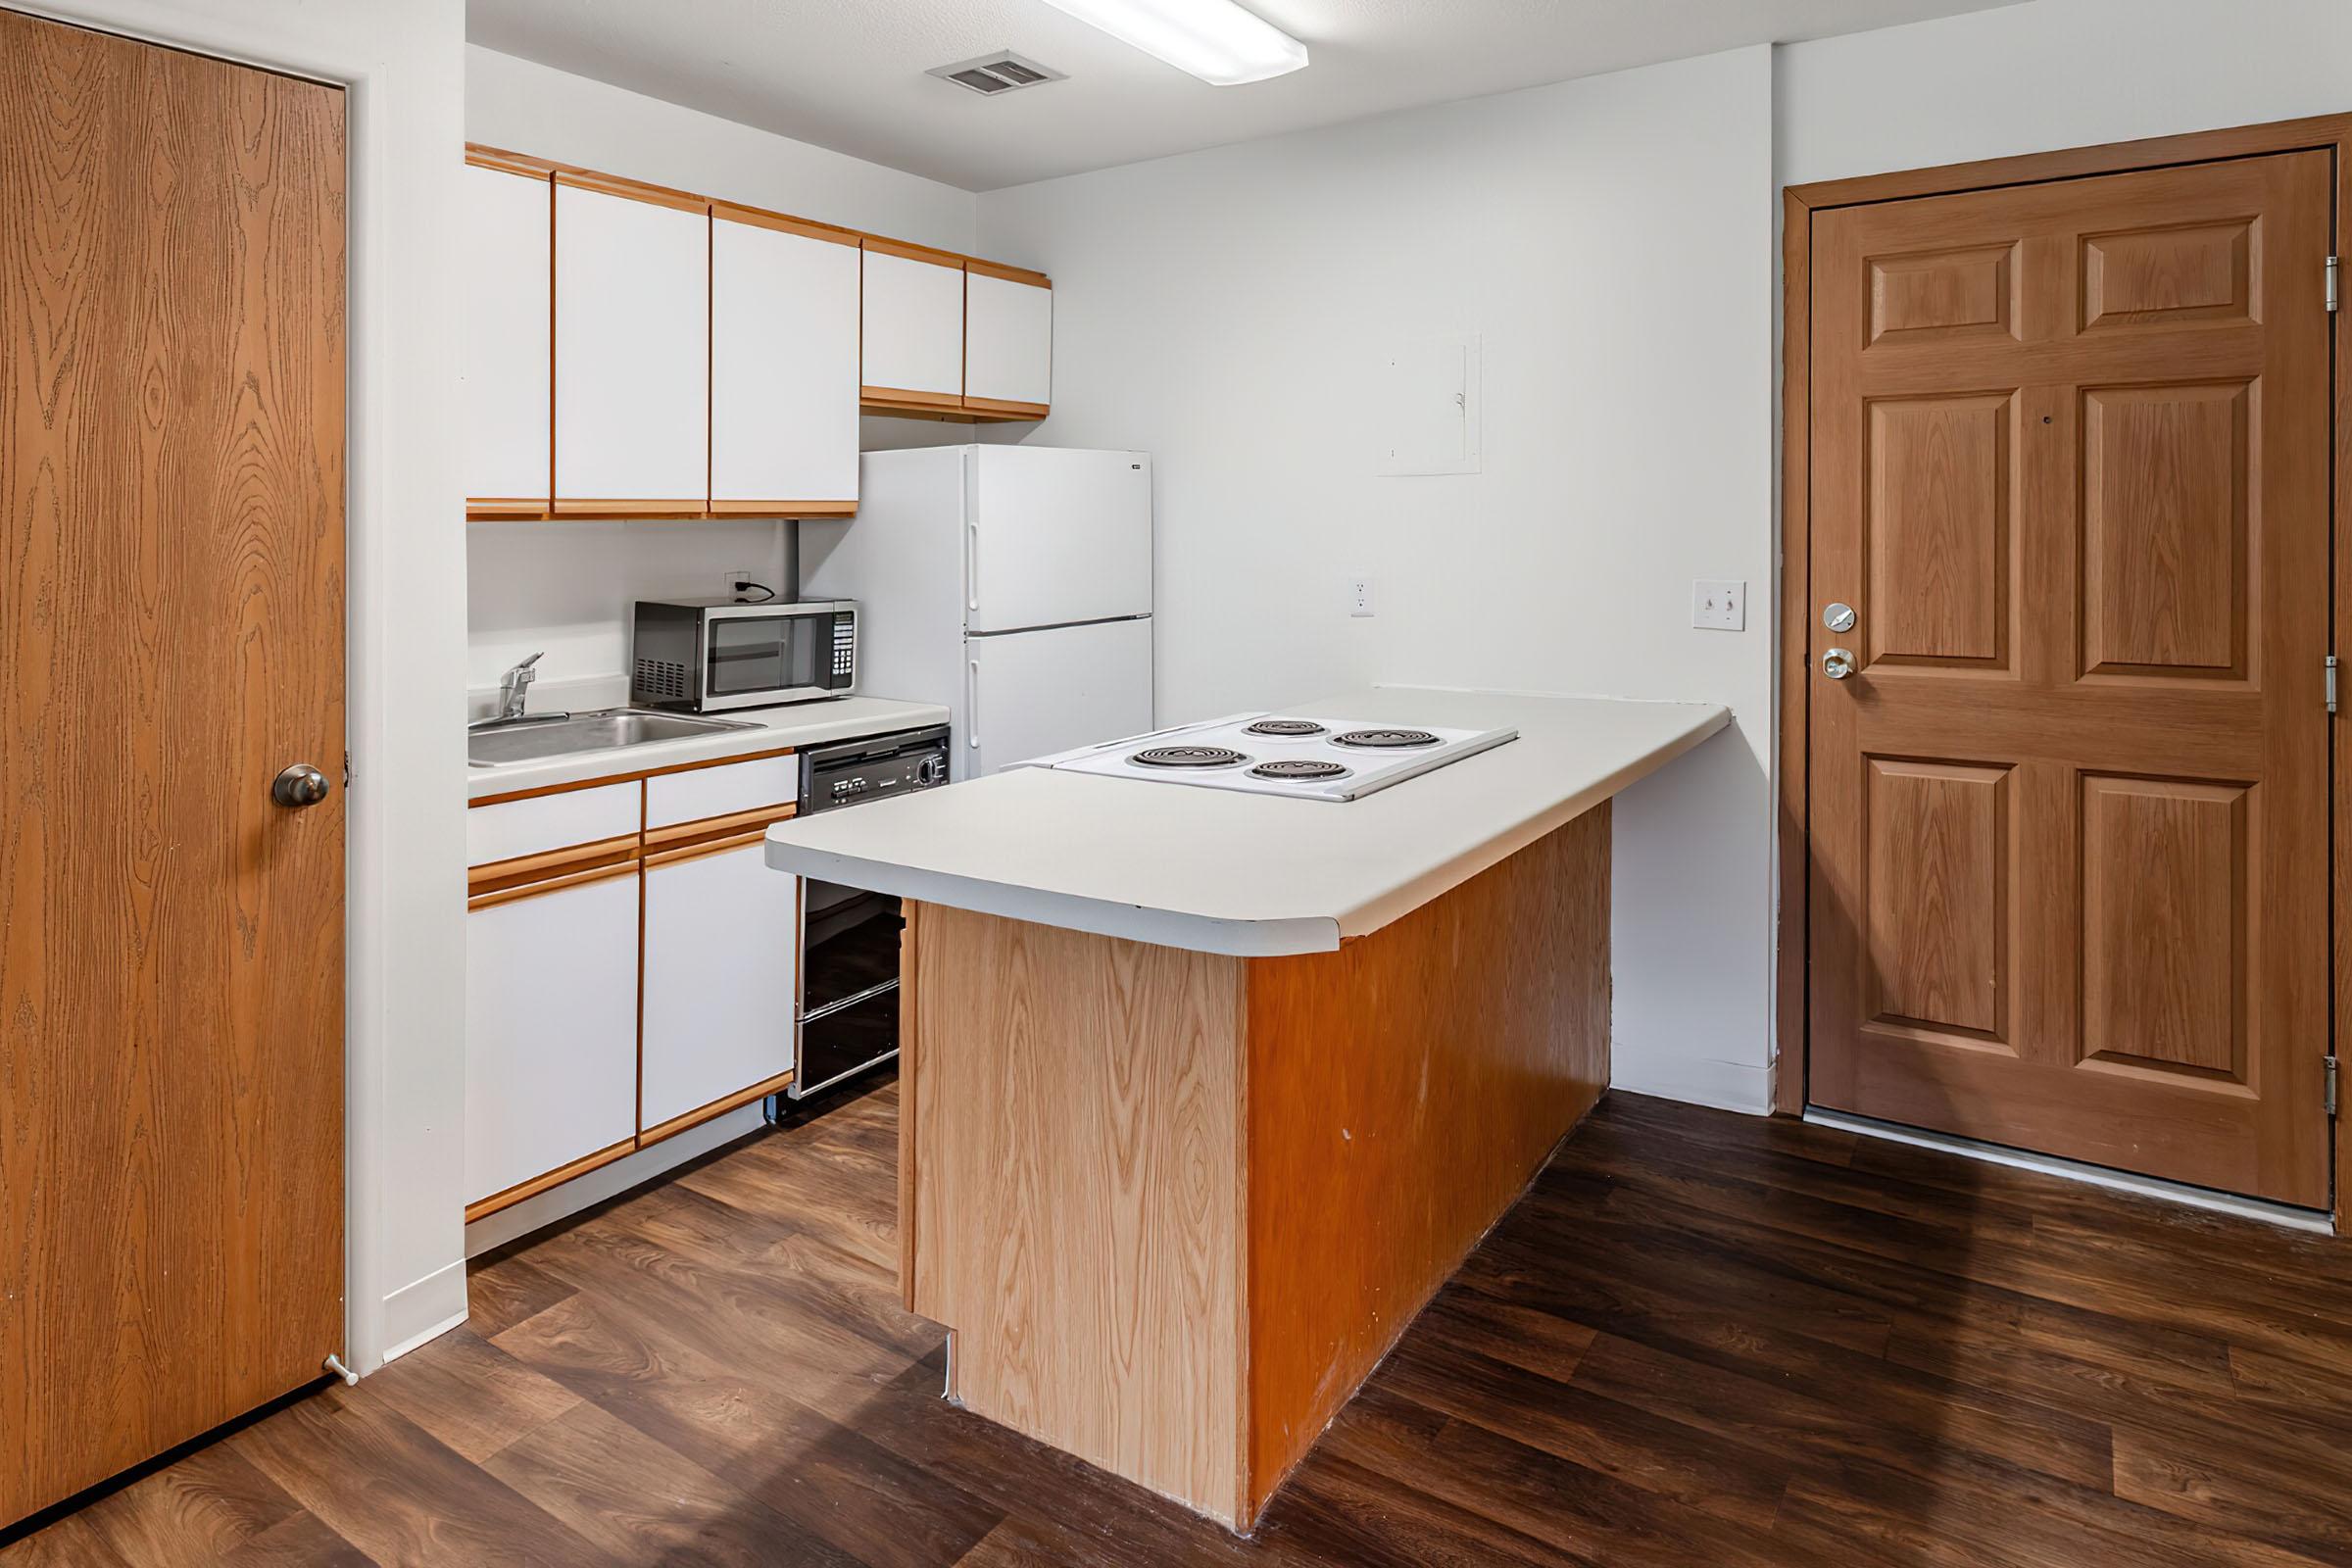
1038,0 -> 1307,85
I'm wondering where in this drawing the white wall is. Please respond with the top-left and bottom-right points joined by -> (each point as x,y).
21,0 -> 472,1367
466,519 -> 790,688
463,48 -> 982,688
979,46 -> 1781,1110
466,46 -> 975,252
1778,0 -> 2352,187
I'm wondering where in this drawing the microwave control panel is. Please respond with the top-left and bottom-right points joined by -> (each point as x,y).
830,612 -> 857,685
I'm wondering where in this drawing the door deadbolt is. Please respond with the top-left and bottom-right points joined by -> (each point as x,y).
1823,602 -> 1856,633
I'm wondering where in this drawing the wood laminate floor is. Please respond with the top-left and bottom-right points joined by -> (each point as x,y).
7,1082 -> 2352,1565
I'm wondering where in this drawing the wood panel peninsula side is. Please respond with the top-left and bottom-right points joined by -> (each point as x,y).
764,687 -> 1730,1528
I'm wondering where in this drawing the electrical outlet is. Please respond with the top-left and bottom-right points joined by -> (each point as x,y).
722,567 -> 753,600
1348,576 -> 1376,618
1691,578 -> 1745,631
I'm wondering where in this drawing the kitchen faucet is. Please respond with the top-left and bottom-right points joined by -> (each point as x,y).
497,653 -> 542,719
470,653 -> 569,731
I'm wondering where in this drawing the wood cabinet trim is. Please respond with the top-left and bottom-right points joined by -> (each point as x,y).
465,1136 -> 639,1224
638,1069 -> 794,1149
467,833 -> 642,898
466,147 -> 549,179
552,167 -> 710,215
959,395 -> 1050,421
466,498 -> 553,520
469,744 -> 797,808
467,856 -> 641,911
859,384 -> 967,416
708,498 -> 857,517
636,744 -> 797,783
550,498 -> 712,519
711,199 -> 860,247
900,902 -> 922,1313
965,258 -> 1050,288
642,818 -> 786,864
863,235 -> 966,269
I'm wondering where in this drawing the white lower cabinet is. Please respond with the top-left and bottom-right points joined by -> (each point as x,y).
640,839 -> 800,1133
465,868 -> 641,1208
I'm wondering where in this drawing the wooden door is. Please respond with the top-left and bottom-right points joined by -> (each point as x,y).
1806,152 -> 2333,1205
710,204 -> 860,514
0,10 -> 347,1526
553,176 -> 710,515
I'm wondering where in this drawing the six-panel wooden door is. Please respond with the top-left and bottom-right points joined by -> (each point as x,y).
1806,152 -> 2334,1205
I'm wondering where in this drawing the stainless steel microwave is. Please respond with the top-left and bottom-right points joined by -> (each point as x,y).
629,598 -> 858,712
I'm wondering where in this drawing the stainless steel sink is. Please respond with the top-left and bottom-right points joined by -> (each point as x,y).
467,708 -> 757,767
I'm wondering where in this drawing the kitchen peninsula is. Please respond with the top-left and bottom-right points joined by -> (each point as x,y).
763,686 -> 1729,1529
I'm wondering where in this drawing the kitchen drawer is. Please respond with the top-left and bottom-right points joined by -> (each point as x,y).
467,779 -> 641,868
645,751 -> 797,833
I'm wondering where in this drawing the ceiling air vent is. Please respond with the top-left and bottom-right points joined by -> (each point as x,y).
928,51 -> 1066,97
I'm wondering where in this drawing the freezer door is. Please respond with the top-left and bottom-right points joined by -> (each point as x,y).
966,447 -> 1152,633
965,617 -> 1153,778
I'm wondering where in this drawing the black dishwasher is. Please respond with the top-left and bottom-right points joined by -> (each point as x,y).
785,724 -> 950,1101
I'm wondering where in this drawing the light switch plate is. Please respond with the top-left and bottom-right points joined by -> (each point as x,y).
1691,579 -> 1745,631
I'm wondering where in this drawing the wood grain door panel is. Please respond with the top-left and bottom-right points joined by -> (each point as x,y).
1808,151 -> 2330,1206
1,12 -> 346,1525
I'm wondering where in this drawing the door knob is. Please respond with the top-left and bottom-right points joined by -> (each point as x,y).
272,763 -> 332,808
1821,649 -> 1857,680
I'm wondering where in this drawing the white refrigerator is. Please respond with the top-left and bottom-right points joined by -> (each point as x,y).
800,445 -> 1153,780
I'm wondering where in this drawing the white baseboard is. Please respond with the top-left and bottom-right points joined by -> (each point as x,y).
1805,1107 -> 2335,1235
1610,1052 -> 1773,1114
378,1258 -> 468,1367
464,1103 -> 768,1259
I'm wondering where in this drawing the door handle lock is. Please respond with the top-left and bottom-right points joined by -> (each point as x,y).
1821,648 -> 1857,680
272,762 -> 331,808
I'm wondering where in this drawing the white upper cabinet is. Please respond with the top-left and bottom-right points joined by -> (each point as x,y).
554,178 -> 710,512
860,242 -> 964,408
963,267 -> 1053,412
710,206 -> 860,513
463,160 -> 552,513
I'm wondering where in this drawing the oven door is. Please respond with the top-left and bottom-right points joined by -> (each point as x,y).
790,878 -> 902,1098
701,607 -> 849,712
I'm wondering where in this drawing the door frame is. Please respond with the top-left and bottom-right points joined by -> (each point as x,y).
1777,112 -> 2352,1227
11,0 -> 473,1370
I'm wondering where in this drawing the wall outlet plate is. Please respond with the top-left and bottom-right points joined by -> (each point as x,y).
1348,576 -> 1376,617
1692,578 -> 1745,631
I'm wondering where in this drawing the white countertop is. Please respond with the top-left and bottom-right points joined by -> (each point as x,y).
466,683 -> 949,801
762,685 -> 1730,956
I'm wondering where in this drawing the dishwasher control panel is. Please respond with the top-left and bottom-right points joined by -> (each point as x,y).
799,724 -> 952,816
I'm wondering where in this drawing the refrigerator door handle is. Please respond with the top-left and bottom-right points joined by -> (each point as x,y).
966,657 -> 981,757
965,520 -> 980,614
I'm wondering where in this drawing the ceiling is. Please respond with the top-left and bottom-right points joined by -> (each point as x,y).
466,0 -> 2021,192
